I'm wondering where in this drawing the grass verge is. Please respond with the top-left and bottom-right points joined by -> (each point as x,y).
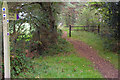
71,31 -> 118,69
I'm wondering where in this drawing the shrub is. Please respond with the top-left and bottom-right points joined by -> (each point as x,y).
42,36 -> 74,56
10,48 -> 34,77
57,29 -> 63,37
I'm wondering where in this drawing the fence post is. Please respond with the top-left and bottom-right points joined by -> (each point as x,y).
98,24 -> 100,33
69,25 -> 71,37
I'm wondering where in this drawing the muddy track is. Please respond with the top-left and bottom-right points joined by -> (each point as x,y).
62,31 -> 118,79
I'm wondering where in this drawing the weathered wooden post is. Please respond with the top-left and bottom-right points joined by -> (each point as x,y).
98,24 -> 100,33
2,1 -> 10,78
0,2 -> 2,79
69,25 -> 71,37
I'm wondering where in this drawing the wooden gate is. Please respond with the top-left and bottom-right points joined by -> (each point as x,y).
65,25 -> 100,37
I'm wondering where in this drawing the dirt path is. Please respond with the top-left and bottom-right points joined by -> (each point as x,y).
62,31 -> 118,78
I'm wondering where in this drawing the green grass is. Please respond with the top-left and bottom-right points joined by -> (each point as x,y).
61,26 -> 83,31
17,54 -> 103,78
61,27 -> 118,69
60,27 -> 69,32
14,37 -> 103,78
72,27 -> 84,30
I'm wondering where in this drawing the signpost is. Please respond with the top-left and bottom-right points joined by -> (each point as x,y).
2,1 -> 10,78
2,1 -> 19,78
0,3 -> 3,79
9,13 -> 19,20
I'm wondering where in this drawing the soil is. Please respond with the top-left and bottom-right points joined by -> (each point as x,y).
62,31 -> 118,79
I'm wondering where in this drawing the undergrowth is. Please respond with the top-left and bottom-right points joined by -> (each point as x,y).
42,36 -> 75,56
10,48 -> 34,78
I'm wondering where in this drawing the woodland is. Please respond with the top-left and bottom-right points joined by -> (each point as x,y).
0,2 -> 120,78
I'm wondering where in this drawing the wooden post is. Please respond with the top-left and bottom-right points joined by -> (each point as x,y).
2,1 -> 10,78
98,24 -> 100,33
0,3 -> 2,79
69,25 -> 71,37
84,26 -> 85,30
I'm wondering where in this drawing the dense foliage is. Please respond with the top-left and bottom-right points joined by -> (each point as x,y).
10,48 -> 33,77
61,2 -> 120,53
9,2 -> 62,54
8,2 -> 62,77
89,2 -> 120,52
